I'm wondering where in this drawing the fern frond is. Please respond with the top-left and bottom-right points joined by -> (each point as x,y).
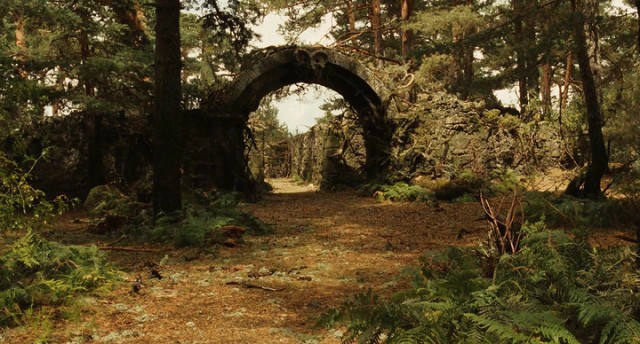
390,325 -> 448,344
466,312 -> 530,342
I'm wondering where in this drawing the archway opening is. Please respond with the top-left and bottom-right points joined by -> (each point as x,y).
246,85 -> 367,190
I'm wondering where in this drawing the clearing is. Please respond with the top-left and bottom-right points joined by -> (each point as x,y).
2,179 -> 631,343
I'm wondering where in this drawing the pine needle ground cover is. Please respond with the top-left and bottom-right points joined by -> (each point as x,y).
1,179 -> 636,343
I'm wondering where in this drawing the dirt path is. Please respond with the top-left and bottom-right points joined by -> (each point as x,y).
5,179 -> 489,343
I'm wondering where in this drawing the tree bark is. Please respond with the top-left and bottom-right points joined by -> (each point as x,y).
567,0 -> 608,198
152,0 -> 183,216
559,53 -> 573,118
105,0 -> 149,49
541,58 -> 552,117
513,0 -> 528,110
370,0 -> 384,60
84,114 -> 106,188
76,9 -> 106,188
524,8 -> 539,96
558,52 -> 573,137
636,0 -> 640,54
451,0 -> 475,100
14,12 -> 27,78
401,0 -> 414,62
345,0 -> 357,36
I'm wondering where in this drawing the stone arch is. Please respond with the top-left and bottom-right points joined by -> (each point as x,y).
202,46 -> 394,192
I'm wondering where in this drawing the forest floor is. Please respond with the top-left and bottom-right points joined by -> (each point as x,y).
2,179 -> 634,343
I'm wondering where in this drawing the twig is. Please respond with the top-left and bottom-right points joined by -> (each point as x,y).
480,190 -> 523,255
98,246 -> 173,253
225,281 -> 284,292
287,265 -> 308,274
334,44 -> 403,65
100,235 -> 125,247
602,159 -> 637,195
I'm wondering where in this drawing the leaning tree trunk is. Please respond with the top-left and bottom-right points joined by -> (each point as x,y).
566,0 -> 608,199
152,0 -> 182,216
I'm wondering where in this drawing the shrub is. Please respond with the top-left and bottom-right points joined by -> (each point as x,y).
358,182 -> 434,202
433,171 -> 487,201
320,223 -> 640,343
0,152 -> 116,326
144,191 -> 272,247
525,192 -> 632,228
83,184 -> 145,218
0,231 -> 118,325
377,183 -> 434,202
0,153 -> 70,235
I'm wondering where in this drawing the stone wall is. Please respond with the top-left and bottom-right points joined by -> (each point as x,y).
289,116 -> 365,189
391,92 -> 562,179
288,92 -> 563,186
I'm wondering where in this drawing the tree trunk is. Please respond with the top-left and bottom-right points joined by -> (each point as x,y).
524,10 -> 539,97
559,53 -> 573,119
76,11 -> 106,188
541,58 -> 552,117
79,28 -> 95,97
513,0 -> 528,110
14,12 -> 27,78
636,0 -> 640,54
451,0 -> 474,100
84,114 -> 106,188
370,0 -> 384,60
401,0 -> 414,62
345,0 -> 357,36
585,0 -> 602,106
105,0 -> 149,49
558,52 -> 573,138
462,43 -> 474,99
567,0 -> 608,198
152,0 -> 183,216
540,15 -> 552,118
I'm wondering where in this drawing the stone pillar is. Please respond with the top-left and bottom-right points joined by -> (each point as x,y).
208,116 -> 256,196
361,107 -> 394,181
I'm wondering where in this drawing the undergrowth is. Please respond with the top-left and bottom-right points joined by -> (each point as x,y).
1,152 -> 117,327
143,191 -> 272,247
361,170 -> 523,204
525,192 -> 632,228
320,221 -> 640,343
0,231 -> 117,325
1,153 -> 70,235
358,182 -> 434,202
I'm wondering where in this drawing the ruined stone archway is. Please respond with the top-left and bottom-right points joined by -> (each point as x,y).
202,46 -> 394,193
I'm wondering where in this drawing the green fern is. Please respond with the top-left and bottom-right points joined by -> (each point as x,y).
0,231 -> 117,325
143,191 -> 272,247
322,226 -> 640,344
